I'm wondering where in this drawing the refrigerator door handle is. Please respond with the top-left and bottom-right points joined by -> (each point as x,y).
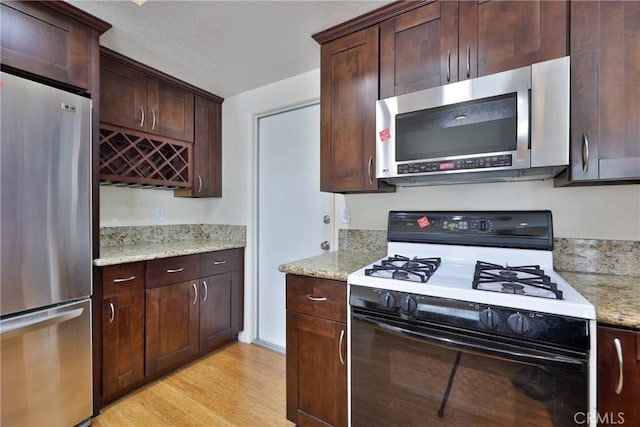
1,307 -> 84,341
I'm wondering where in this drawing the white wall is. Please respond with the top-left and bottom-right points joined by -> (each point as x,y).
340,181 -> 640,240
100,186 -> 205,226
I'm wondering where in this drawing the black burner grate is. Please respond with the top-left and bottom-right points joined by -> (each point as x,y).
365,255 -> 441,283
473,261 -> 563,300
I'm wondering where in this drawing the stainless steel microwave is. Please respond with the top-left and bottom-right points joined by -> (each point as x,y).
376,56 -> 570,185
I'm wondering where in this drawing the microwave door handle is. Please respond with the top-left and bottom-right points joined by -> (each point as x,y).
515,81 -> 529,163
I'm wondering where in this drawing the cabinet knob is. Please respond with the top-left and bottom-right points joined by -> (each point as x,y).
320,241 -> 330,251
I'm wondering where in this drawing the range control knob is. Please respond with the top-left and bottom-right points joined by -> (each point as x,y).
379,292 -> 396,310
400,295 -> 418,313
479,308 -> 500,329
507,313 -> 531,335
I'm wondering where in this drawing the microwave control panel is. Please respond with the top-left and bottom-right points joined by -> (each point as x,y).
397,154 -> 512,175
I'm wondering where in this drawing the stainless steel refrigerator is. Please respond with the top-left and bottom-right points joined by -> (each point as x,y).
1,72 -> 93,426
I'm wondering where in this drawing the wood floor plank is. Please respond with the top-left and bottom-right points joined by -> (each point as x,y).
93,342 -> 294,427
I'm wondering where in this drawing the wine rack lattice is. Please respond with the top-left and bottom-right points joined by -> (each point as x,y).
99,124 -> 192,189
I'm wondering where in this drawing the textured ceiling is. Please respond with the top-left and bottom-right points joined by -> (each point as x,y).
67,0 -> 393,98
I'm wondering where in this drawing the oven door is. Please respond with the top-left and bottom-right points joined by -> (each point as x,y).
350,310 -> 590,427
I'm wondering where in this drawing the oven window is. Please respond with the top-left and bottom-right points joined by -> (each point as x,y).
351,316 -> 588,427
395,93 -> 527,161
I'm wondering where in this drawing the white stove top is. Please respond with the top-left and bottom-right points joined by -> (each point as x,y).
347,242 -> 596,320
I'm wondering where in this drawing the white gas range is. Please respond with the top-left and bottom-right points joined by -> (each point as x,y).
347,211 -> 597,426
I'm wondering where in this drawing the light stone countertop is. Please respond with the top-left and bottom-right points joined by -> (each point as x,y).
95,239 -> 245,266
559,272 -> 640,329
278,250 -> 385,282
279,251 -> 640,329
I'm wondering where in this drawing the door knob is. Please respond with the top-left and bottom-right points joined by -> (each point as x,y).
320,241 -> 330,250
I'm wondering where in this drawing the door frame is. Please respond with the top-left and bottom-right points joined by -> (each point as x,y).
241,93 -> 336,348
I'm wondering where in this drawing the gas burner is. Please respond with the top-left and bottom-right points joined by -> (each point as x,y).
365,255 -> 441,283
473,261 -> 563,300
501,282 -> 525,295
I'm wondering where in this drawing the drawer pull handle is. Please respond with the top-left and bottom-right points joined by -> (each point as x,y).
192,283 -> 198,305
614,338 -> 624,394
108,302 -> 115,324
167,267 -> 185,273
113,275 -> 136,283
213,260 -> 227,265
306,295 -> 327,302
339,329 -> 345,365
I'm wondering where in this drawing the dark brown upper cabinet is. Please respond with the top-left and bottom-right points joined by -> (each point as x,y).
319,27 -> 394,193
556,0 -> 640,185
174,95 -> 222,198
98,48 -> 224,193
0,1 -> 110,92
380,0 -> 568,98
100,53 -> 194,142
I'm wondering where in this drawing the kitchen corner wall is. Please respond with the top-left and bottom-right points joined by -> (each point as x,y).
339,181 -> 640,241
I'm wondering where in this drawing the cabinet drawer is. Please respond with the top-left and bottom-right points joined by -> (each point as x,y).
146,255 -> 199,288
286,275 -> 346,323
200,249 -> 241,277
103,262 -> 145,296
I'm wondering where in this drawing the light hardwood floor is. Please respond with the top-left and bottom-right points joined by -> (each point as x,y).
92,342 -> 294,427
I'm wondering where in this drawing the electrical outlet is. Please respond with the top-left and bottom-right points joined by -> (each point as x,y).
341,206 -> 351,224
154,207 -> 165,221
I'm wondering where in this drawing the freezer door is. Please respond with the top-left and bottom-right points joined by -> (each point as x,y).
1,299 -> 93,426
0,72 -> 92,315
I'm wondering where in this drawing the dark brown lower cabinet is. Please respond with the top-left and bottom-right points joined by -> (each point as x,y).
101,262 -> 145,402
200,273 -> 233,352
102,290 -> 144,399
98,249 -> 244,410
145,280 -> 200,375
286,274 -> 347,427
598,326 -> 640,427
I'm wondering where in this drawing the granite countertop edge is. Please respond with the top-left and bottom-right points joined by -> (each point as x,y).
95,240 -> 246,267
279,251 -> 640,330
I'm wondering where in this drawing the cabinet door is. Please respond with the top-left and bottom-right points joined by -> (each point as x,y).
102,291 -> 145,398
463,0 -> 567,79
287,312 -> 347,427
566,1 -> 640,183
175,95 -> 222,197
145,281 -> 199,375
0,2 -> 93,91
100,56 -> 147,131
380,1 -> 459,98
199,273 -> 233,352
146,77 -> 195,142
320,26 -> 391,193
597,326 -> 639,426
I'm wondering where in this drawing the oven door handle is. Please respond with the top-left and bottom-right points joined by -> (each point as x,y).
352,313 -> 586,370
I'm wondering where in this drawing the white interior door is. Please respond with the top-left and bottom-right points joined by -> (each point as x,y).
257,103 -> 332,351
